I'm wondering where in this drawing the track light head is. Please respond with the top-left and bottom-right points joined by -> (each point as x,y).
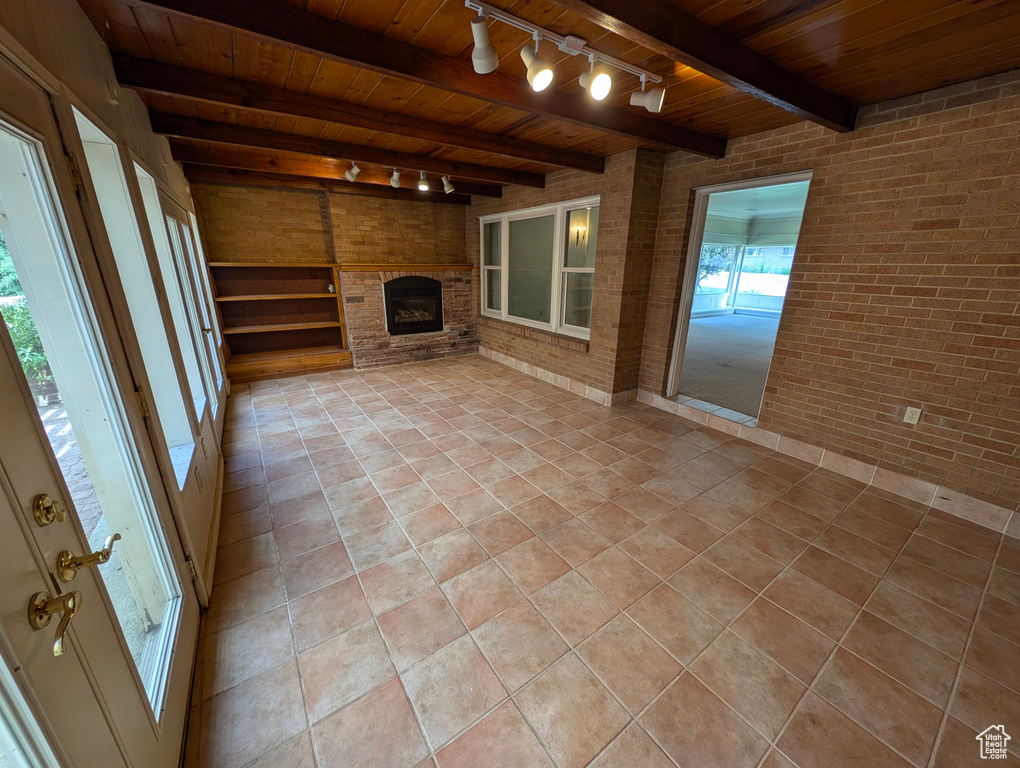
470,16 -> 499,75
344,162 -> 361,182
630,87 -> 665,113
389,169 -> 401,188
520,46 -> 553,92
442,176 -> 455,194
579,65 -> 612,101
418,171 -> 431,192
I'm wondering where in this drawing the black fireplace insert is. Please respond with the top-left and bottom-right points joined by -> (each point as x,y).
384,276 -> 444,335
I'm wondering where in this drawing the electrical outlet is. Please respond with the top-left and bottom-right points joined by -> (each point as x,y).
903,406 -> 922,425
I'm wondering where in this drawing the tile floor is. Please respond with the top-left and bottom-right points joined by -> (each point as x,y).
184,355 -> 1020,768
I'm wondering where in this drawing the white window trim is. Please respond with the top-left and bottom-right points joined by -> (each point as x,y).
479,195 -> 600,340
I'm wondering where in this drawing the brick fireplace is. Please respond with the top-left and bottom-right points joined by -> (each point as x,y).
338,266 -> 478,368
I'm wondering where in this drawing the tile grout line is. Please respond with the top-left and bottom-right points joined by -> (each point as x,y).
310,367 -> 485,764
754,497 -> 952,768
632,481 -> 877,767
308,366 -> 554,764
922,529 -> 1007,768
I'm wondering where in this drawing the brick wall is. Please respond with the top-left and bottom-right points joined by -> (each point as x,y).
192,184 -> 469,267
614,152 -> 665,392
329,194 -> 467,264
639,69 -> 1020,511
191,184 -> 331,264
468,150 -> 663,395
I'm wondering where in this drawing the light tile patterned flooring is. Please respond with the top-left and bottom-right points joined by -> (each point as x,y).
185,355 -> 1020,768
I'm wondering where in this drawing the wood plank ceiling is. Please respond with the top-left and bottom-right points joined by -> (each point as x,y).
77,0 -> 1020,203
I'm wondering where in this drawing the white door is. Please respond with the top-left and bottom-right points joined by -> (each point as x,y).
0,53 -> 199,767
67,108 -> 222,603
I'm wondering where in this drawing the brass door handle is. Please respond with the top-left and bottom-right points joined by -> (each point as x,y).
56,533 -> 121,583
28,591 -> 81,657
33,493 -> 67,527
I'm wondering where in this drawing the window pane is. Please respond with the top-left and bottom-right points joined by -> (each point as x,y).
735,245 -> 794,297
483,221 -> 501,265
508,215 -> 554,323
564,206 -> 598,268
485,269 -> 501,311
695,244 -> 737,294
562,272 -> 594,329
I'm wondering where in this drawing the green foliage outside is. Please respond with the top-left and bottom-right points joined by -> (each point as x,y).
0,230 -> 53,390
697,244 -> 734,291
0,230 -> 24,296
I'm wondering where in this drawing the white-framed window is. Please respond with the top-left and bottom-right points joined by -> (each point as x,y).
479,196 -> 599,339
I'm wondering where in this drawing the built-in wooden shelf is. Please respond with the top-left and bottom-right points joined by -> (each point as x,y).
227,347 -> 353,382
207,261 -> 351,380
223,321 -> 343,335
216,293 -> 337,302
208,261 -> 334,269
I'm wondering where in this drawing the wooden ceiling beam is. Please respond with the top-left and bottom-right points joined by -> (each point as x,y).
549,0 -> 857,132
113,57 -> 605,174
150,114 -> 544,187
169,143 -> 503,197
121,0 -> 726,157
182,165 -> 474,204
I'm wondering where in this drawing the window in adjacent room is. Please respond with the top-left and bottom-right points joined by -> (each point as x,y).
479,196 -> 599,339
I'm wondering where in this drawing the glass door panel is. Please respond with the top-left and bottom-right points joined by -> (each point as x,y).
128,161 -> 207,421
0,118 -> 182,711
179,221 -> 223,391
187,212 -> 222,349
70,111 -> 196,489
163,212 -> 216,415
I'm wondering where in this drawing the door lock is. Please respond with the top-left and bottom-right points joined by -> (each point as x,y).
56,533 -> 121,583
33,493 -> 67,527
28,591 -> 81,657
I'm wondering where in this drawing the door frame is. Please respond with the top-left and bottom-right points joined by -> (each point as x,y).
0,57 -> 199,766
665,170 -> 814,398
52,92 -> 221,603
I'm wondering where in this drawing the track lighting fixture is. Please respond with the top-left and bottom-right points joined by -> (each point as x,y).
470,16 -> 499,75
630,86 -> 665,114
418,172 -> 431,192
579,64 -> 612,101
389,169 -> 401,188
520,44 -> 553,92
464,0 -> 664,110
442,176 -> 455,194
344,162 -> 360,182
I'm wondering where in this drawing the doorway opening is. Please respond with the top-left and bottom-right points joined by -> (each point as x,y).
667,173 -> 812,422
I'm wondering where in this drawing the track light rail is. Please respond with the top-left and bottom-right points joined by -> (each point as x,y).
464,0 -> 662,86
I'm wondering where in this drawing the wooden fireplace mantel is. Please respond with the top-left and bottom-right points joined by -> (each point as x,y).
338,263 -> 472,272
